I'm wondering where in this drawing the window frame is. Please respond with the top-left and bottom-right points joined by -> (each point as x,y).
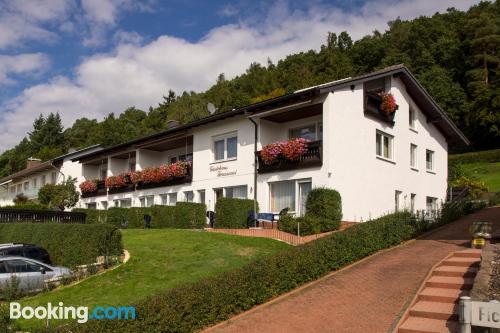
184,191 -> 194,203
269,178 -> 312,215
410,144 -> 418,170
375,130 -> 394,162
409,106 -> 417,131
212,132 -> 238,162
288,123 -> 320,141
426,149 -> 435,172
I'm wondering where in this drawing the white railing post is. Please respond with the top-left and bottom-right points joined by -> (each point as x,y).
459,296 -> 472,333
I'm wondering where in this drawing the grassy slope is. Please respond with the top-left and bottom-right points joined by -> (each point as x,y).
460,161 -> 500,192
17,229 -> 289,329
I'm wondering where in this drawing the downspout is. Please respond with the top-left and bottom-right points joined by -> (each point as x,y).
50,160 -> 66,183
247,116 -> 258,221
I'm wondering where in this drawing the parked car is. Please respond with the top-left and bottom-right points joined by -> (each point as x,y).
0,243 -> 51,264
0,256 -> 72,291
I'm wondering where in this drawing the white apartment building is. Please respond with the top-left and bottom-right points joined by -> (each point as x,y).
0,145 -> 102,206
15,65 -> 469,221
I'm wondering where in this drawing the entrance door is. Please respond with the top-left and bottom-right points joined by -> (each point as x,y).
298,181 -> 312,217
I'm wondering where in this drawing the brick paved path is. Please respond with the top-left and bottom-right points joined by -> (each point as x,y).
205,207 -> 500,333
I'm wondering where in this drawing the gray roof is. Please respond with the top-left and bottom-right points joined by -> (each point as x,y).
74,64 -> 469,162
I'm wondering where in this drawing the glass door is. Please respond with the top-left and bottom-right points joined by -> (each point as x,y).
298,181 -> 312,217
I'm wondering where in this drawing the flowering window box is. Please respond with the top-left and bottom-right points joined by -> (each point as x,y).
257,140 -> 322,174
364,91 -> 398,125
133,161 -> 193,190
80,180 -> 106,198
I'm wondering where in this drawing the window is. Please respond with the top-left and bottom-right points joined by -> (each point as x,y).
168,193 -> 177,206
5,259 -> 43,273
409,107 -> 417,130
9,186 -> 15,194
184,191 -> 194,202
86,203 -> 97,209
395,190 -> 402,212
32,178 -> 37,189
113,200 -> 119,207
23,182 -> 29,191
289,124 -> 317,141
51,172 -> 57,184
140,196 -> 155,207
214,188 -> 223,203
225,186 -> 247,199
0,262 -> 6,274
376,131 -> 393,160
169,156 -> 177,164
426,150 -> 435,171
179,153 -> 193,162
426,197 -> 437,212
101,201 -> 108,210
410,144 -> 418,169
410,194 -> 416,213
120,199 -> 132,208
213,133 -> 237,161
100,166 -> 107,180
198,190 -> 206,204
298,181 -> 312,217
41,175 -> 46,186
129,161 -> 136,172
16,184 -> 22,193
270,181 -> 296,212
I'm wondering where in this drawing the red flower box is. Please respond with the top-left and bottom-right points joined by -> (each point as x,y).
260,138 -> 309,165
79,180 -> 98,193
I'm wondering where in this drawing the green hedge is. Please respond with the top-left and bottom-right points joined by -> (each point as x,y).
449,149 -> 500,166
64,212 -> 417,333
73,203 -> 206,229
0,223 -> 123,268
0,203 -> 50,210
279,188 -> 342,235
215,198 -> 258,229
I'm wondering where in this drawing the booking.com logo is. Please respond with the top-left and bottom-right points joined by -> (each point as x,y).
10,302 -> 136,323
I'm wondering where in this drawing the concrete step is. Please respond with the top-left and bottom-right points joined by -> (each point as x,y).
453,249 -> 481,259
410,301 -> 458,321
426,276 -> 475,290
442,257 -> 479,267
419,287 -> 469,303
398,317 -> 458,333
433,265 -> 478,278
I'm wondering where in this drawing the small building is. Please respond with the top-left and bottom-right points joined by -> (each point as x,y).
68,65 -> 468,221
0,145 -> 102,206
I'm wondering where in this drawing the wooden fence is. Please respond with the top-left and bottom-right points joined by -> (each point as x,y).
0,209 -> 86,224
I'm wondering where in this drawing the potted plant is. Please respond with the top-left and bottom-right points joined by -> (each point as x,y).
378,92 -> 397,116
79,180 -> 98,193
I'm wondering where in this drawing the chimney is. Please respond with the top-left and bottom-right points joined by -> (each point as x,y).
27,157 -> 42,169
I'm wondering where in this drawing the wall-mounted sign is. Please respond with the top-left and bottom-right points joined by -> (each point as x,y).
209,165 -> 237,177
471,301 -> 500,328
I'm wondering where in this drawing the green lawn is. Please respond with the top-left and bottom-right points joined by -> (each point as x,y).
16,229 -> 289,329
461,161 -> 500,192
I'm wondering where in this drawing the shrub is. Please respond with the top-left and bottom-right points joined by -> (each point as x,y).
0,223 -> 123,268
65,212 -> 416,333
75,203 -> 206,229
278,214 -> 326,236
215,198 -> 258,228
13,193 -> 29,205
38,177 -> 80,211
452,175 -> 488,199
1,203 -> 50,210
306,188 -> 342,223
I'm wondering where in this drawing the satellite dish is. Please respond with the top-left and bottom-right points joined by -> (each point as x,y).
207,102 -> 217,115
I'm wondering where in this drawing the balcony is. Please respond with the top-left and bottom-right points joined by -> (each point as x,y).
136,164 -> 193,190
257,140 -> 322,174
81,180 -> 106,198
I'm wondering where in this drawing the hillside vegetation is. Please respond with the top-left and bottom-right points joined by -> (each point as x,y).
0,1 -> 498,177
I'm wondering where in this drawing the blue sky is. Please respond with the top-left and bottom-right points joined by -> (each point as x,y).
0,0 -> 482,152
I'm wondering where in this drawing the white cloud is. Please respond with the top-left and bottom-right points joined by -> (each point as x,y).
0,53 -> 50,85
0,0 -> 483,151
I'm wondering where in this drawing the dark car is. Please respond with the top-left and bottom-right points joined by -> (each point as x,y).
0,243 -> 51,265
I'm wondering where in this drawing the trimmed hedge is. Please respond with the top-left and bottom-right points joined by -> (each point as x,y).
64,212 -> 417,333
0,223 -> 123,268
73,203 -> 206,229
279,188 -> 342,235
214,198 -> 258,228
449,149 -> 500,166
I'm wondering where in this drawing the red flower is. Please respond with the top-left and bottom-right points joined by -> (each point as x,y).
260,138 -> 308,164
79,180 -> 98,193
379,92 -> 397,115
105,174 -> 128,189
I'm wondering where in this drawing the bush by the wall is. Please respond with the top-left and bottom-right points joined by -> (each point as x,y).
215,198 -> 258,228
1,203 -> 50,210
75,203 -> 206,229
0,223 -> 123,268
306,188 -> 342,222
279,188 -> 342,235
65,212 -> 415,333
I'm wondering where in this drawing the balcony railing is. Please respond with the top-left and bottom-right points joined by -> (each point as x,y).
81,164 -> 193,197
81,180 -> 106,198
257,140 -> 322,174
